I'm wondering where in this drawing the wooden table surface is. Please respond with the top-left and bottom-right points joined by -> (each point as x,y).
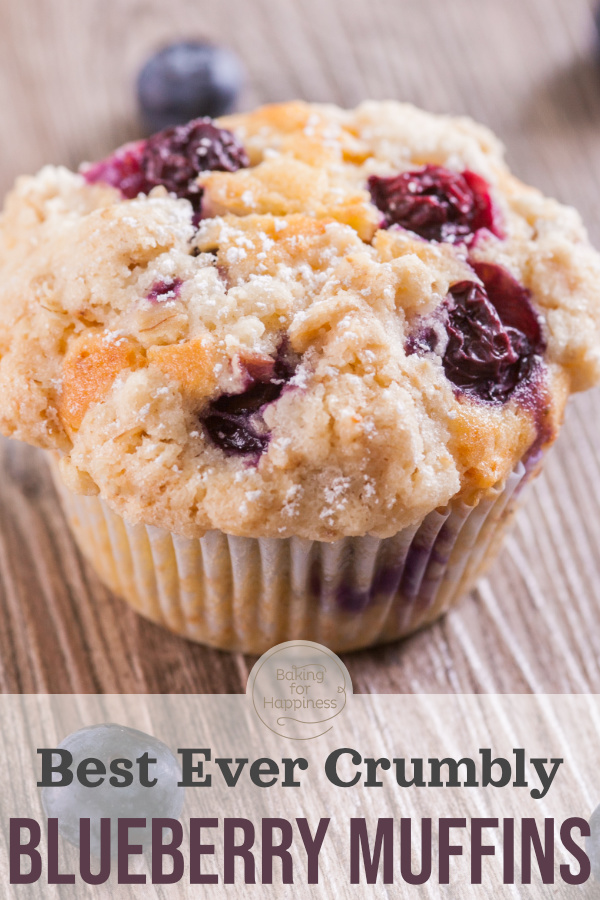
0,0 -> 599,694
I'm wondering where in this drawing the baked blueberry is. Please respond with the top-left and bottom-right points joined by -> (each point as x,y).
201,346 -> 297,456
146,278 -> 182,303
407,262 -> 544,402
137,40 -> 244,133
368,165 -> 500,244
142,118 -> 248,216
40,723 -> 184,857
82,117 -> 249,217
80,141 -> 148,200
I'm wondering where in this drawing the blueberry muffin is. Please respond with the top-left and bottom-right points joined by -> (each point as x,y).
0,101 -> 598,652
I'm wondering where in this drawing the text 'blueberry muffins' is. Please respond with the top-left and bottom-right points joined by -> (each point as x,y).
1,101 -> 599,652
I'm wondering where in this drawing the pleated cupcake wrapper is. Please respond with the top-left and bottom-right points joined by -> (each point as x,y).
51,462 -> 527,653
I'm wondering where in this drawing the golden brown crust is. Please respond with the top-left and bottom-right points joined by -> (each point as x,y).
147,337 -> 221,401
60,333 -> 146,434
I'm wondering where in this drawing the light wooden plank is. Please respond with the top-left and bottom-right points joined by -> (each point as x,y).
0,0 -> 598,693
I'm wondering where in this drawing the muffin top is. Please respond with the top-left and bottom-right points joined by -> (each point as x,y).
0,100 -> 598,540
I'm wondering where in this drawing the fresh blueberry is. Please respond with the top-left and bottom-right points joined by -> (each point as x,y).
41,723 -> 184,857
368,165 -> 501,244
587,803 -> 600,881
137,40 -> 245,134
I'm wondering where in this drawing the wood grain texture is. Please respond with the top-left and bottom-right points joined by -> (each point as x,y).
0,0 -> 599,693
2,694 -> 599,897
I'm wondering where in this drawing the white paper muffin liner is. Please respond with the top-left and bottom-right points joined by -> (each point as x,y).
50,461 -> 528,653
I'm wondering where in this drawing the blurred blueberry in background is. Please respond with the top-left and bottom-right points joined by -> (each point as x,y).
137,40 -> 245,133
587,804 -> 600,882
41,723 -> 185,857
